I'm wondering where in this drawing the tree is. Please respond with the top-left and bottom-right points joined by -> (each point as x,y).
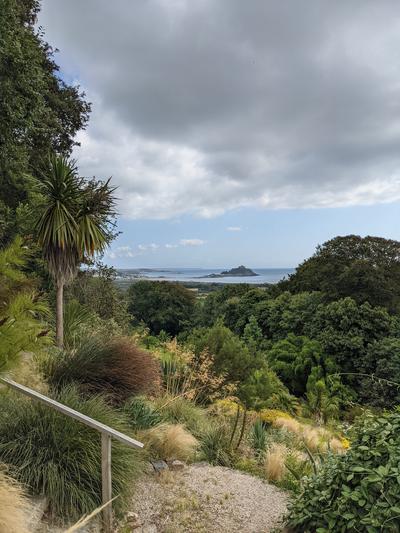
255,291 -> 323,341
267,334 -> 333,397
357,338 -> 400,407
196,284 -> 254,328
0,0 -> 90,244
282,235 -> 400,312
67,263 -> 130,329
35,155 -> 116,347
308,297 -> 392,376
127,280 -> 196,336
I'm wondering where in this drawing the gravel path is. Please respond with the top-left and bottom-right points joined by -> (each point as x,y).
130,463 -> 289,533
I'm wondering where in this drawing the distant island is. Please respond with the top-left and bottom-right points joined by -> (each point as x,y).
200,265 -> 259,278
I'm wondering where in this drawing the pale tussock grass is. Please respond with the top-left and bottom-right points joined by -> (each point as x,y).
143,423 -> 199,461
0,470 -> 30,533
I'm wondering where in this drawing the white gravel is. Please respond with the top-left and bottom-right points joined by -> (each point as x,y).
130,463 -> 289,533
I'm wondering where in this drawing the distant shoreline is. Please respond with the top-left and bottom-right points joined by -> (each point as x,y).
114,267 -> 294,293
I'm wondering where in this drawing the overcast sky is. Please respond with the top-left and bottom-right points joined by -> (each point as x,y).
39,0 -> 400,267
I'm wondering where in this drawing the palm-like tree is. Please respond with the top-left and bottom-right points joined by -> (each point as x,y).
35,155 -> 116,347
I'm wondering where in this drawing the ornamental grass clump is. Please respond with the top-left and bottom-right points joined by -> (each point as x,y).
287,410 -> 400,532
143,423 -> 198,462
42,335 -> 161,403
0,469 -> 30,533
150,394 -> 209,436
0,386 -> 144,521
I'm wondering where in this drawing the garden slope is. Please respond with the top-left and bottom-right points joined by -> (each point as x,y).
131,463 -> 288,532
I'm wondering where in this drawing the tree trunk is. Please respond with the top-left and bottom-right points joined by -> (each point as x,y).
56,280 -> 64,349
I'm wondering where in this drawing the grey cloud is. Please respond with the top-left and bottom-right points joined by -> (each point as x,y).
40,0 -> 400,218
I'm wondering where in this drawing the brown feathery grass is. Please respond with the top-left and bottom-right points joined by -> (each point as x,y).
0,469 -> 30,533
143,423 -> 198,461
264,443 -> 287,482
104,337 -> 161,400
42,335 -> 161,403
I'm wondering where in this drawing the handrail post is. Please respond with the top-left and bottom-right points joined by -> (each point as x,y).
101,433 -> 113,532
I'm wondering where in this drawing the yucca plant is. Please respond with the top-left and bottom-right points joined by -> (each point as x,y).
34,155 -> 116,347
249,419 -> 267,460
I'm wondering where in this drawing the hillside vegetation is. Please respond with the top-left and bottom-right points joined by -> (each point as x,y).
1,2 -> 399,531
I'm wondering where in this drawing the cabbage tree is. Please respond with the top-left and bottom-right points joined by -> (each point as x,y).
35,155 -> 116,347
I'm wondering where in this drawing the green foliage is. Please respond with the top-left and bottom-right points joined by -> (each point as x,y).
35,155 -> 116,284
41,336 -> 160,403
123,396 -> 162,430
61,298 -> 126,349
249,419 -> 267,459
0,386 -> 143,520
62,299 -> 94,349
256,291 -> 324,341
150,395 -> 209,437
268,334 -> 329,396
242,314 -> 265,353
239,367 -> 292,411
199,422 -> 234,467
282,235 -> 400,313
67,263 -> 131,330
358,338 -> 400,407
196,284 -> 255,329
0,0 -> 90,243
287,410 -> 400,532
310,297 -> 392,379
304,370 -> 341,423
0,238 -> 49,373
128,280 -> 196,335
186,320 -> 254,384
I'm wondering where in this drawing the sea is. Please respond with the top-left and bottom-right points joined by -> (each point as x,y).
116,267 -> 295,285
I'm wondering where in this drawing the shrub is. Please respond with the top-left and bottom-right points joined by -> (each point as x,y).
155,339 -> 229,403
249,420 -> 267,459
150,394 -> 209,436
0,469 -> 30,533
0,386 -> 144,520
211,398 -> 244,417
259,408 -> 292,426
127,280 -> 195,335
287,410 -> 400,532
143,423 -> 198,462
42,336 -> 161,403
199,422 -> 234,467
124,396 -> 162,430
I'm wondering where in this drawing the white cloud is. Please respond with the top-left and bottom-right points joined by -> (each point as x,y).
138,243 -> 160,251
40,1 -> 400,219
179,238 -> 206,246
106,245 -> 137,259
227,226 -> 242,232
165,243 -> 179,248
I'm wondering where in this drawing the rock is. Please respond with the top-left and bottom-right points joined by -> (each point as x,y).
126,511 -> 142,529
170,460 -> 185,471
150,459 -> 169,474
144,461 -> 154,474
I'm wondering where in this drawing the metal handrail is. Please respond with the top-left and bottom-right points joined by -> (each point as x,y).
0,377 -> 143,532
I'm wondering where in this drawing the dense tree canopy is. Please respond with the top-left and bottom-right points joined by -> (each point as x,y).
128,280 -> 196,336
0,0 -> 90,244
281,235 -> 400,312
